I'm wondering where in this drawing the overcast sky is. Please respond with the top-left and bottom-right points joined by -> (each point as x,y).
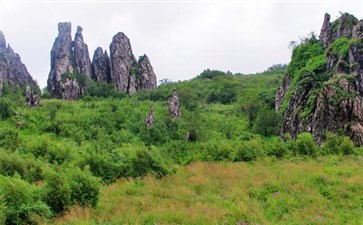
0,0 -> 362,88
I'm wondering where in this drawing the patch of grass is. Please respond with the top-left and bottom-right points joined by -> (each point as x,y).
53,156 -> 363,225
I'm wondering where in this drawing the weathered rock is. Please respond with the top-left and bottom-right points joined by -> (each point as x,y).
109,33 -> 157,94
0,31 -> 38,96
279,12 -> 363,145
59,78 -> 80,100
25,85 -> 40,107
0,31 -> 6,49
73,26 -> 92,78
336,13 -> 358,38
137,54 -> 157,91
47,23 -> 93,99
92,47 -> 111,83
48,22 -> 158,97
319,13 -> 332,48
145,106 -> 155,128
352,21 -> 363,39
47,22 -> 77,99
275,75 -> 291,111
168,89 -> 181,118
110,32 -> 137,93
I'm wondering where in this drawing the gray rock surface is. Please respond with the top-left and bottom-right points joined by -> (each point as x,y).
319,13 -> 332,48
275,75 -> 291,111
0,31 -> 38,97
168,89 -> 181,118
73,26 -> 92,79
145,106 -> 155,128
108,33 -> 157,93
25,85 -> 40,107
137,55 -> 157,91
92,47 -> 111,83
48,23 -> 157,98
110,32 -> 137,93
47,22 -> 78,99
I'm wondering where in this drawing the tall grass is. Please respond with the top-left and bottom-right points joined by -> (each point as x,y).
54,156 -> 363,225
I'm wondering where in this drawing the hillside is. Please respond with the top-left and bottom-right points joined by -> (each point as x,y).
0,68 -> 362,224
277,13 -> 363,145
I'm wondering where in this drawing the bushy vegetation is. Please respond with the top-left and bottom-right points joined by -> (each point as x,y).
0,67 -> 361,224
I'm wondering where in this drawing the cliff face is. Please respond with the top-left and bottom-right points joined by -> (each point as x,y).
48,23 -> 157,99
277,13 -> 363,145
0,31 -> 39,97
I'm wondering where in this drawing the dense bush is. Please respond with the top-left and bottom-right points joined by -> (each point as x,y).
0,175 -> 53,225
322,132 -> 356,155
294,132 -> 318,156
0,98 -> 13,119
127,147 -> 172,178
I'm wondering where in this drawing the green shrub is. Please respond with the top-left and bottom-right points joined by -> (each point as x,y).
79,152 -> 126,183
68,167 -> 100,207
128,147 -> 171,178
267,137 -> 288,158
0,175 -> 52,225
0,128 -> 20,151
43,169 -> 72,214
0,98 -> 12,119
294,132 -> 318,156
322,133 -> 355,155
234,138 -> 265,162
0,151 -> 43,183
252,107 -> 279,136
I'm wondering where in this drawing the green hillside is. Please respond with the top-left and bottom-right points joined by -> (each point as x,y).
0,68 -> 362,224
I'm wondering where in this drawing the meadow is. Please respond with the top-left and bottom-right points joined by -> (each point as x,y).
54,156 -> 363,225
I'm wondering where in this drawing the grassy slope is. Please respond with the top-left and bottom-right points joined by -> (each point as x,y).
54,156 -> 363,225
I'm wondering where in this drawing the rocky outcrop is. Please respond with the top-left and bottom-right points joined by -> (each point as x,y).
168,89 -> 181,118
25,85 -> 40,107
47,22 -> 80,99
110,32 -> 137,93
0,31 -> 38,97
275,75 -> 291,111
277,12 -> 363,145
145,106 -> 155,128
48,23 -> 157,98
319,13 -> 332,48
73,26 -> 92,79
137,55 -> 157,91
92,47 -> 111,83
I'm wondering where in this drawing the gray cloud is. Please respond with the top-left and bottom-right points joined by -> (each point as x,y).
1,0 -> 362,88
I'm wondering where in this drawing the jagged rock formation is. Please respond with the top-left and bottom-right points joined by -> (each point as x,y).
137,55 -> 157,91
145,106 -> 155,128
277,12 -> 363,145
92,47 -> 111,83
275,76 -> 291,111
0,31 -> 38,97
168,89 -> 181,118
48,23 -> 157,99
110,32 -> 137,93
25,85 -> 40,107
73,26 -> 92,79
47,22 -> 81,100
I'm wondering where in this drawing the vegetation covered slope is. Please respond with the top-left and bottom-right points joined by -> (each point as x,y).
277,13 -> 363,145
0,67 -> 362,224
